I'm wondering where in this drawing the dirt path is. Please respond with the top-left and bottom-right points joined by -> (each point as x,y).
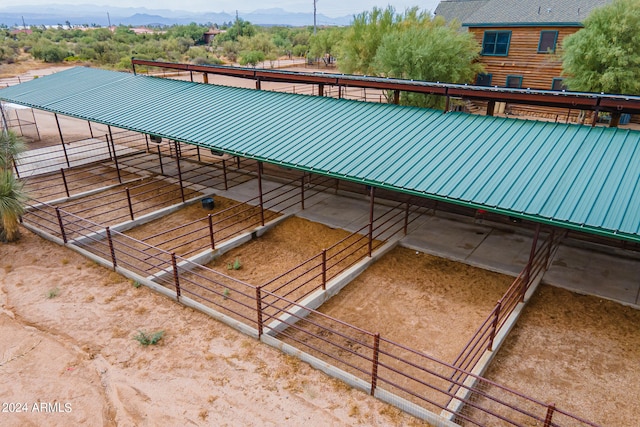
0,228 -> 425,427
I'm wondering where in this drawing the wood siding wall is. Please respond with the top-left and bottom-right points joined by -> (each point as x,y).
470,26 -> 578,90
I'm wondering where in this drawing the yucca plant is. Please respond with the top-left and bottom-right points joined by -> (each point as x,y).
0,170 -> 26,242
0,130 -> 27,243
0,130 -> 25,171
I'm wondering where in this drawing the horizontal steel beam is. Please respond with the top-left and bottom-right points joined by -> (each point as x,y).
131,59 -> 640,116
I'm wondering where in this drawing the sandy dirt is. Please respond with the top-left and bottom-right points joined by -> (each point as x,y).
0,228 -> 427,427
476,284 -> 640,427
123,196 -> 279,259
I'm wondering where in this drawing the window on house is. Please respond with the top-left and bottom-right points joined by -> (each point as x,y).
481,31 -> 511,56
475,73 -> 492,86
551,78 -> 567,91
506,75 -> 523,88
538,30 -> 559,53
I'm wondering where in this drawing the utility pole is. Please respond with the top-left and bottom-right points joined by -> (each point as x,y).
107,12 -> 111,28
21,16 -> 27,30
313,0 -> 317,34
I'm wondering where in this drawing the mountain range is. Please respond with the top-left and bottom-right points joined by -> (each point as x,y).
0,5 -> 353,27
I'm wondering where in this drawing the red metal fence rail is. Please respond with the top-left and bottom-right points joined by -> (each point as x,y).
21,200 -> 599,427
448,229 -> 565,398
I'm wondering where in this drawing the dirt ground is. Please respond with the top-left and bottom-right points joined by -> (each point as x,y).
0,228 -> 426,427
123,196 -> 279,258
477,284 -> 640,426
314,247 -> 513,363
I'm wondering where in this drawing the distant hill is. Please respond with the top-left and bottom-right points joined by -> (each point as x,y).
0,4 -> 352,27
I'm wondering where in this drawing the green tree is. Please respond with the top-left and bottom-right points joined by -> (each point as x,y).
374,15 -> 482,108
338,6 -> 397,75
562,0 -> 640,94
308,27 -> 344,60
238,50 -> 265,67
216,18 -> 255,43
336,6 -> 481,108
0,130 -> 26,242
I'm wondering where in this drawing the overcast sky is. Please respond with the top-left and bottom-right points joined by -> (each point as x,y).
11,1 -> 442,17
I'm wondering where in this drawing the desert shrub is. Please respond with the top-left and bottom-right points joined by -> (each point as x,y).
133,330 -> 165,346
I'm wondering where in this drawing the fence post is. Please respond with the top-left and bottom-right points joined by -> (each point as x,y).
322,249 -> 327,290
108,126 -> 122,183
257,161 -> 265,226
222,159 -> 228,190
370,333 -> 381,396
171,252 -> 181,301
256,286 -> 264,337
60,168 -> 70,198
55,207 -> 67,244
488,300 -> 501,351
543,403 -> 556,427
208,214 -> 215,250
106,227 -> 117,270
125,187 -> 134,220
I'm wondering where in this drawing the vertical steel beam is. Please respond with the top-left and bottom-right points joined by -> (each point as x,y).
108,126 -> 122,183
54,113 -> 70,168
174,141 -> 185,203
257,161 -> 265,226
31,108 -> 41,141
368,186 -> 375,257
523,223 -> 541,300
60,168 -> 70,198
222,159 -> 228,190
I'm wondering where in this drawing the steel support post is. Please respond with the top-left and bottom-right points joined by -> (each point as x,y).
54,113 -> 70,167
257,161 -> 265,226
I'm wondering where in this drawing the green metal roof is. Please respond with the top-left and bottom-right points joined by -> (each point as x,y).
3,66 -> 640,243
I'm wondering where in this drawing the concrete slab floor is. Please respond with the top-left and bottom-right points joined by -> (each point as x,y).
109,157 -> 640,309
544,244 -> 640,307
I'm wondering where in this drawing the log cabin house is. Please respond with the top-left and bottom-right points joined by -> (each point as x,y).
435,0 -> 621,122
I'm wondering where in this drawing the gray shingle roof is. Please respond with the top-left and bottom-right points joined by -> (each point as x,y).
436,0 -> 612,26
434,0 -> 490,23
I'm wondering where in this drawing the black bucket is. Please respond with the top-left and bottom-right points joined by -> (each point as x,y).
201,197 -> 215,210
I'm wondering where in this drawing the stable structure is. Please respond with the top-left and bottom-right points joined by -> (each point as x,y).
2,66 -> 640,244
2,66 -> 637,426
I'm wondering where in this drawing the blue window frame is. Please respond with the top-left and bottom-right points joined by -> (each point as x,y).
481,31 -> 511,56
505,75 -> 523,88
475,73 -> 492,86
538,30 -> 558,53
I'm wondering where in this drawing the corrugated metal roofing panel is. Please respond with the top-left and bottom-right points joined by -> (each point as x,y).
3,67 -> 640,242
